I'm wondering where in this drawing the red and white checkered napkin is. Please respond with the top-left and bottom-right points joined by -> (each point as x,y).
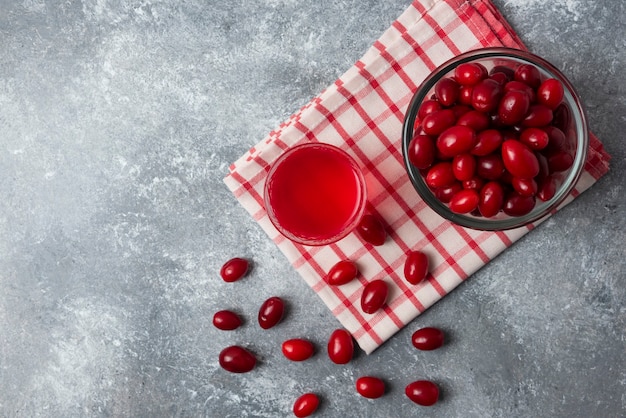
224,0 -> 611,354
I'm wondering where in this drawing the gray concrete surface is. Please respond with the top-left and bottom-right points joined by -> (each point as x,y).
0,1 -> 624,417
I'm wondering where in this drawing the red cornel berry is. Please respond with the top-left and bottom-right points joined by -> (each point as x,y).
219,346 -> 256,373
258,296 -> 285,329
405,380 -> 440,406
220,257 -> 249,282
404,250 -> 429,285
360,280 -> 388,314
327,329 -> 354,364
293,393 -> 320,417
325,260 -> 358,286
282,339 -> 315,362
411,327 -> 445,351
356,214 -> 386,246
356,376 -> 386,399
212,310 -> 242,331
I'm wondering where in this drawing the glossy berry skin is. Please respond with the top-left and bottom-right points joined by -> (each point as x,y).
411,327 -> 445,351
472,129 -> 502,156
498,90 -> 530,125
212,310 -> 242,331
436,126 -> 477,158
449,189 -> 479,214
501,140 -> 539,179
404,250 -> 429,285
435,182 -> 462,203
462,176 -> 484,191
282,339 -> 315,362
512,177 -> 538,197
547,151 -> 574,172
418,99 -> 442,120
520,127 -> 549,150
293,393 -> 320,417
478,181 -> 505,218
426,162 -> 456,189
434,77 -> 460,106
457,110 -> 489,132
325,260 -> 358,286
452,153 -> 476,181
356,214 -> 386,246
476,154 -> 505,181
219,346 -> 256,373
408,134 -> 436,169
258,296 -> 285,329
537,78 -> 564,109
537,175 -> 558,201
503,193 -> 536,217
360,280 -> 388,314
514,63 -> 541,88
471,78 -> 503,113
504,80 -> 536,102
454,62 -> 487,85
327,329 -> 354,364
220,257 -> 249,282
421,109 -> 456,136
356,376 -> 386,399
490,65 -> 515,81
405,380 -> 439,406
522,104 -> 553,127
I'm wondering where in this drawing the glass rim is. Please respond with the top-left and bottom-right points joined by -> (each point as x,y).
263,142 -> 367,245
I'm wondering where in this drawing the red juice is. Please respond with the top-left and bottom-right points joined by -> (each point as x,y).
264,143 -> 366,246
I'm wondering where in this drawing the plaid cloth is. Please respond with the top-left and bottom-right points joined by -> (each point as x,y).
223,0 -> 611,354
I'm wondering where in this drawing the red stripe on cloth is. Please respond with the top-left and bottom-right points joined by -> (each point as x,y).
495,230 -> 513,247
427,274 -> 448,295
373,49 -> 420,101
456,4 -> 501,48
353,321 -> 384,346
391,20 -> 408,37
469,0 -> 527,48
413,0 -> 463,57
426,227 -> 471,285
451,225 -> 491,264
399,30 -> 438,72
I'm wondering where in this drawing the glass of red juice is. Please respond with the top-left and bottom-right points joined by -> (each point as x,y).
264,142 -> 367,246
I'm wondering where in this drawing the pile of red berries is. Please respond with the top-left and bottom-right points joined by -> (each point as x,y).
407,60 -> 576,217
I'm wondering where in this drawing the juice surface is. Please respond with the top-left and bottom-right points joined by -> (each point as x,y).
265,144 -> 365,244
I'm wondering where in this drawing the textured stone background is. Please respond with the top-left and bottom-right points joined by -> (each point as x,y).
0,1 -> 624,417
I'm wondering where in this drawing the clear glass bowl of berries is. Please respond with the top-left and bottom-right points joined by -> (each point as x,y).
401,47 -> 589,230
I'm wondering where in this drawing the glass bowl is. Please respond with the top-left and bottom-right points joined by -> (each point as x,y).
401,47 -> 589,230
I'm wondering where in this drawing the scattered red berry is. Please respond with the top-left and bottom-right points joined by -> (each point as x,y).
356,376 -> 386,399
405,380 -> 439,406
325,260 -> 358,286
293,393 -> 320,417
219,346 -> 256,373
220,257 -> 249,282
282,339 -> 315,362
404,251 -> 429,285
360,280 -> 388,314
212,310 -> 242,331
327,329 -> 354,365
411,327 -> 445,351
356,214 -> 386,246
258,296 -> 285,329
